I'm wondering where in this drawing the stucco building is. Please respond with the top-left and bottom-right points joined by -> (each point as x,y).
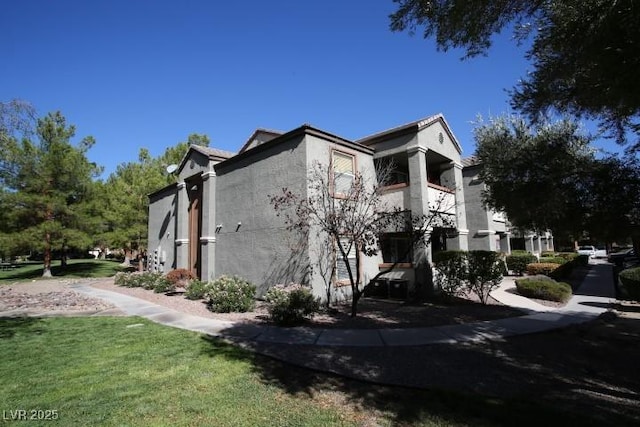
147,114 -> 551,301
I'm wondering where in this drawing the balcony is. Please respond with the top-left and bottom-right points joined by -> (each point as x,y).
380,183 -> 410,210
427,183 -> 456,215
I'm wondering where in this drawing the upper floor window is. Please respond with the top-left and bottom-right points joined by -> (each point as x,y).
332,151 -> 355,196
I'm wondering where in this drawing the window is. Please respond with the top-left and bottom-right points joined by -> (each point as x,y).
332,151 -> 355,195
336,237 -> 357,282
381,233 -> 412,263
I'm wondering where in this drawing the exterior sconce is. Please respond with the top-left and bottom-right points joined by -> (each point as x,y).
236,222 -> 242,232
215,224 -> 223,233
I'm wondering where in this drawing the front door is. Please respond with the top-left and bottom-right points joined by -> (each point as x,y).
188,181 -> 202,278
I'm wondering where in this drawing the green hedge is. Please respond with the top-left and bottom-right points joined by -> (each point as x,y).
538,256 -> 567,265
619,267 -> 640,300
557,252 -> 578,261
515,278 -> 572,302
526,262 -> 561,276
506,252 -> 537,275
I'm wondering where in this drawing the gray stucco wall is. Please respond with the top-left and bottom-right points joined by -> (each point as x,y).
147,184 -> 178,273
213,134 -> 310,296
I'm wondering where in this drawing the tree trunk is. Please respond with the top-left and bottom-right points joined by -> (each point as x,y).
61,240 -> 67,268
42,232 -> 52,278
350,289 -> 361,317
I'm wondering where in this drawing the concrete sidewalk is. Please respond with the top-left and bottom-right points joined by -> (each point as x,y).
67,262 -> 616,347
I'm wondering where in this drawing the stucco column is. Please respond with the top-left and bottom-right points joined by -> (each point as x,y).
407,147 -> 433,293
451,162 -> 468,251
175,181 -> 189,269
199,170 -> 216,280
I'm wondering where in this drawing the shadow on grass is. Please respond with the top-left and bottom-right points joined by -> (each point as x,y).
200,315 -> 640,427
0,316 -> 45,339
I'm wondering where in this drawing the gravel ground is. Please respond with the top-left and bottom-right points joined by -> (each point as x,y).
0,279 -> 119,315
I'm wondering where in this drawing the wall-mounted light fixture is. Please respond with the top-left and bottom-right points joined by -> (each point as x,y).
235,222 -> 242,232
215,224 -> 223,234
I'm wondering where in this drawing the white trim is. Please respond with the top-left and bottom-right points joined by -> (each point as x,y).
175,238 -> 189,245
177,181 -> 187,189
202,170 -> 216,180
477,230 -> 496,236
200,236 -> 216,244
406,145 -> 427,154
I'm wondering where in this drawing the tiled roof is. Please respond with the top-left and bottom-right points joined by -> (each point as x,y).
190,145 -> 236,159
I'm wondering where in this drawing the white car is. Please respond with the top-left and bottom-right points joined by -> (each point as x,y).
577,245 -> 596,258
594,246 -> 607,258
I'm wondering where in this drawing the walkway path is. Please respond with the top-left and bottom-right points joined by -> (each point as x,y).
69,261 -> 617,347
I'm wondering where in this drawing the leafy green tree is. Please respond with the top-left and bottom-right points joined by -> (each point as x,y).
474,115 -> 594,236
474,114 -> 640,252
0,111 -> 100,276
390,0 -> 640,152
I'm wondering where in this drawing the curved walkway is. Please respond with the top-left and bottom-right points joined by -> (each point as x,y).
67,261 -> 616,347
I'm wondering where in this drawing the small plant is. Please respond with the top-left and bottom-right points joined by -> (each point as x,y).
526,262 -> 561,276
185,279 -> 210,300
166,268 -> 195,288
557,252 -> 578,261
205,275 -> 256,313
506,252 -> 537,275
153,277 -> 175,293
541,251 -> 556,257
466,250 -> 503,305
619,267 -> 640,300
515,277 -> 572,302
265,284 -> 320,326
433,250 -> 468,298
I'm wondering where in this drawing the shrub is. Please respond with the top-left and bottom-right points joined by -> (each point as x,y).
506,252 -> 537,275
541,251 -> 556,257
114,271 -> 162,289
515,278 -> 572,302
205,275 -> 256,313
153,277 -> 175,293
538,257 -> 567,265
526,262 -> 561,276
549,260 -> 575,280
185,279 -> 210,300
466,251 -> 503,305
265,284 -> 320,326
619,267 -> 640,300
576,254 -> 590,266
557,252 -> 578,261
433,250 -> 468,298
166,268 -> 195,287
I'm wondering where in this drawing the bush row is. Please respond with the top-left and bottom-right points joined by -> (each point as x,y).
114,270 -> 320,324
432,250 -> 504,304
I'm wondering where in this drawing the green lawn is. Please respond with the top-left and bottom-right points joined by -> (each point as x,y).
0,259 -> 124,284
0,316 -> 601,426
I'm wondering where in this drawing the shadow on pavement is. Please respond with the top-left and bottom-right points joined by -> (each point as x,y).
200,315 -> 640,426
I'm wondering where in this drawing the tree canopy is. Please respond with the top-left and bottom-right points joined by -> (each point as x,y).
474,114 -> 640,249
390,0 -> 640,152
0,110 -> 100,275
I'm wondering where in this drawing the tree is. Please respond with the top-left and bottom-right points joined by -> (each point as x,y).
390,0 -> 640,152
474,115 -> 594,236
474,114 -> 640,252
100,134 -> 210,267
270,161 -> 454,317
0,111 -> 100,276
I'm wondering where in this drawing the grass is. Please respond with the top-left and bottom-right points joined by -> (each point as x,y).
0,259 -> 124,284
0,316 -> 606,426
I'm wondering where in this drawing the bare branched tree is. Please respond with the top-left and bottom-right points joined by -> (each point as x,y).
270,160 -> 455,317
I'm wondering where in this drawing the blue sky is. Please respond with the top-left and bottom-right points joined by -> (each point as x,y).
1,0 -> 619,178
